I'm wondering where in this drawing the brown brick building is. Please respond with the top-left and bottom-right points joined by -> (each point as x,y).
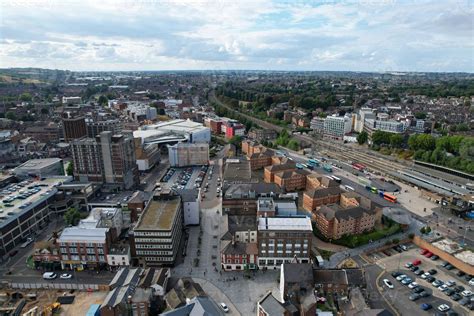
222,183 -> 282,216
248,149 -> 275,170
302,187 -> 343,212
264,162 -> 296,183
306,174 -> 339,191
248,128 -> 277,141
273,169 -> 309,192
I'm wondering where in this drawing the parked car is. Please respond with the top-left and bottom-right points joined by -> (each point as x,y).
410,266 -> 419,272
420,249 -> 429,255
439,284 -> 449,292
414,269 -> 424,276
420,303 -> 432,311
445,264 -> 454,270
219,302 -> 229,313
42,272 -> 57,280
454,285 -> 465,293
421,272 -> 430,279
437,304 -> 450,312
419,291 -> 430,298
446,280 -> 456,287
60,273 -> 72,279
451,293 -> 462,301
404,262 -> 413,268
428,269 -> 437,275
409,293 -> 421,301
412,259 -> 422,266
432,280 -> 443,287
459,297 -> 471,306
400,245 -> 408,251
426,276 -> 436,282
431,255 -> 439,260
445,289 -> 455,296
391,271 -> 402,278
412,287 -> 425,294
396,274 -> 407,281
461,290 -> 472,297
402,277 -> 413,285
456,271 -> 465,277
383,279 -> 394,289
408,282 -> 419,289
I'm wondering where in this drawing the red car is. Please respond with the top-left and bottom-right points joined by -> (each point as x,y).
420,249 -> 429,255
412,259 -> 422,266
425,252 -> 433,258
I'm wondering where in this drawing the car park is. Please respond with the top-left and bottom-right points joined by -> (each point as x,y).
383,279 -> 394,289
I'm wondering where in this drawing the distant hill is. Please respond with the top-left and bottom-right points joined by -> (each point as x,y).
0,68 -> 70,84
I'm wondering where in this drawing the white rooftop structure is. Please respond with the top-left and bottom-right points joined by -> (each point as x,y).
59,225 -> 108,243
258,217 -> 312,231
134,119 -> 210,144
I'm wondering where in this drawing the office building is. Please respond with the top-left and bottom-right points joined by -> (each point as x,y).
62,96 -> 82,104
135,119 -> 210,145
168,143 -> 209,167
257,217 -> 313,268
13,158 -> 64,178
62,114 -> 87,141
131,196 -> 183,266
323,115 -> 352,139
86,118 -> 122,138
364,119 -> 405,135
247,128 -> 277,141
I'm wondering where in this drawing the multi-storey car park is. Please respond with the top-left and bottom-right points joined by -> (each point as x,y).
0,176 -> 72,258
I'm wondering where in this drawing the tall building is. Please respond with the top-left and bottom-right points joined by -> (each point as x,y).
86,118 -> 122,138
130,195 -> 183,266
168,143 -> 209,167
323,115 -> 352,139
71,131 -> 138,189
62,114 -> 87,141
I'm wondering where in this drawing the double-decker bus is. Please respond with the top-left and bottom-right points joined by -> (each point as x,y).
352,163 -> 366,171
383,193 -> 397,203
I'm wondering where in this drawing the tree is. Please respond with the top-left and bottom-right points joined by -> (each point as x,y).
389,134 -> 404,148
19,92 -> 32,102
5,111 -> 16,120
228,135 -> 243,150
357,131 -> 368,145
287,139 -> 299,151
40,107 -> 49,114
64,207 -> 82,226
420,227 -> 426,234
414,112 -> 427,119
98,95 -> 108,106
66,162 -> 74,176
158,108 -> 166,115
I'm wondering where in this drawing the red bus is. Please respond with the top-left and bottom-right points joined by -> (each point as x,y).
383,192 -> 397,203
352,163 -> 366,171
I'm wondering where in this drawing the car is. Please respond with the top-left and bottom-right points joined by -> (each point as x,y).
421,272 -> 430,279
454,285 -> 465,293
432,280 -> 443,287
413,287 -> 425,294
42,272 -> 57,280
402,277 -> 412,285
465,275 -> 473,282
408,282 -> 419,289
456,271 -> 465,277
404,262 -> 413,268
419,291 -> 430,298
459,297 -> 471,306
219,302 -> 229,313
431,255 -> 439,260
439,284 -> 449,292
420,303 -> 432,311
445,264 -> 454,270
412,259 -> 422,266
469,279 -> 474,286
424,252 -> 433,258
9,250 -> 18,257
400,245 -> 408,251
426,276 -> 436,282
60,273 -> 72,279
451,293 -> 462,301
461,290 -> 472,297
410,265 -> 419,272
414,269 -> 424,276
421,249 -> 429,255
396,274 -> 407,281
446,280 -> 456,287
428,269 -> 437,275
437,304 -> 450,312
383,279 -> 394,289
441,261 -> 450,267
409,293 -> 421,301
445,289 -> 455,296
391,271 -> 402,278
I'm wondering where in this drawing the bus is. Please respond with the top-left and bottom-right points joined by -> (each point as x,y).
370,187 -> 378,194
308,159 -> 320,167
323,164 -> 333,172
352,163 -> 366,171
332,176 -> 341,183
345,185 -> 355,191
383,193 -> 397,203
296,163 -> 304,169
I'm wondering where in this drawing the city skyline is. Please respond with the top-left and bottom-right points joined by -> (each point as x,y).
1,0 -> 473,72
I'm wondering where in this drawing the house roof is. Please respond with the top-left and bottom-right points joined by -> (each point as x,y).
259,292 -> 287,316
305,187 -> 342,199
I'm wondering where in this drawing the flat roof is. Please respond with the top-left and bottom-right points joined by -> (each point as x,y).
14,158 -> 62,170
257,216 -> 312,231
0,176 -> 71,228
59,226 -> 108,243
135,197 -> 181,231
397,170 -> 469,196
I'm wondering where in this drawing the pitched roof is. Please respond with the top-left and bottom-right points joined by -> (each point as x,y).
259,292 -> 287,316
305,187 -> 342,199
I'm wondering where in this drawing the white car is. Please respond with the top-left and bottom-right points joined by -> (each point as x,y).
438,284 -> 448,292
469,279 -> 474,286
446,280 -> 456,287
42,272 -> 57,280
219,302 -> 229,313
396,274 -> 407,281
60,273 -> 72,279
437,304 -> 450,312
421,272 -> 430,279
461,290 -> 472,297
383,279 -> 394,289
408,282 -> 418,289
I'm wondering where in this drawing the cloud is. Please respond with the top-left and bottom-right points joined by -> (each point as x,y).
0,0 -> 472,71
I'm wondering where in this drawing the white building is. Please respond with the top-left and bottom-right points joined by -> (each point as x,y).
354,108 -> 376,133
323,115 -> 352,139
106,244 -> 131,267
179,189 -> 200,226
62,96 -> 82,104
13,158 -> 64,178
134,119 -> 211,145
168,143 -> 209,167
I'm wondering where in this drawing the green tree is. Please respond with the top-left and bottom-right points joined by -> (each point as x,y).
5,111 -> 16,120
287,139 -> 299,151
357,131 -> 368,145
420,227 -> 426,234
389,134 -> 404,148
228,135 -> 243,149
40,107 -> 49,114
414,112 -> 427,119
19,92 -> 32,102
98,95 -> 108,106
416,134 -> 436,151
64,207 -> 82,226
66,162 -> 74,176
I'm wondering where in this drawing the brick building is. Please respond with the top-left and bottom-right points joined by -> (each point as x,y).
273,169 -> 309,192
302,187 -> 342,212
247,128 -> 277,142
306,174 -> 339,191
222,183 -> 281,216
264,162 -> 296,183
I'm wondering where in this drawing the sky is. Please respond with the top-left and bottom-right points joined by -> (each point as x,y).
0,0 -> 473,72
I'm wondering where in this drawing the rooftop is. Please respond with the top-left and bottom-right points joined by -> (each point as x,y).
135,197 -> 181,231
59,226 -> 109,243
223,158 -> 252,182
14,158 -> 62,171
258,217 -> 312,231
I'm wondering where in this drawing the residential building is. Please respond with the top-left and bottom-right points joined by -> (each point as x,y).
364,119 -> 405,135
354,108 -> 375,133
303,187 -> 343,212
62,114 -> 87,141
220,239 -> 258,272
24,123 -> 61,143
247,128 -> 277,141
314,204 -> 378,239
264,162 -> 296,183
62,96 -> 82,104
247,149 -> 275,170
13,158 -> 64,178
86,118 -> 122,138
306,174 -> 339,191
310,117 -> 325,135
273,169 -> 309,192
130,195 -> 183,266
71,131 -> 139,189
167,143 -> 209,167
164,278 -> 206,311
257,217 -> 313,268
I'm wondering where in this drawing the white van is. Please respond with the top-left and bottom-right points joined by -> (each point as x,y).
42,272 -> 57,280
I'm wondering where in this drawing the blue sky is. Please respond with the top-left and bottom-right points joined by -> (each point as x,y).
0,0 -> 473,72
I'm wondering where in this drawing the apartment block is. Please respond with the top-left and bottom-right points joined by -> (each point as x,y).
273,169 -> 309,192
247,128 -> 277,141
302,187 -> 342,212
306,174 -> 339,191
323,115 -> 352,139
264,162 -> 296,183
222,183 -> 281,216
62,114 -> 87,141
257,217 -> 313,268
130,196 -> 183,266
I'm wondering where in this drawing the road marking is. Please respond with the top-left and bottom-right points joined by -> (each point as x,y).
375,270 -> 400,316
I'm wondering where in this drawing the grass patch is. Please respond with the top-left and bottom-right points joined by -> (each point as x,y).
316,248 -> 334,260
26,255 -> 35,269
